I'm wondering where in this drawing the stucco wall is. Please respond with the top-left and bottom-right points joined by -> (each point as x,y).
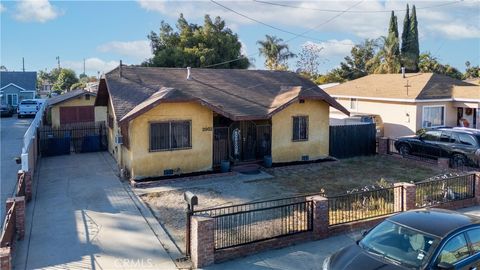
271,100 -> 329,163
95,106 -> 107,123
50,95 -> 96,127
416,101 -> 457,130
128,102 -> 213,179
332,98 -> 418,138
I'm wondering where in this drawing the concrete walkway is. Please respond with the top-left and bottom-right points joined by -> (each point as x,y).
15,152 -> 177,270
206,205 -> 480,270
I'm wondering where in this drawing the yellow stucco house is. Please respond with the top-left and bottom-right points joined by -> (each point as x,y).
47,89 -> 105,127
94,66 -> 348,179
326,73 -> 480,138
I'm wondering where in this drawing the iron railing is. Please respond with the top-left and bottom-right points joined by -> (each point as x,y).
416,173 -> 476,207
327,186 -> 403,226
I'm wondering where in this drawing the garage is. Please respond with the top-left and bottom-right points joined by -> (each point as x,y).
59,106 -> 94,125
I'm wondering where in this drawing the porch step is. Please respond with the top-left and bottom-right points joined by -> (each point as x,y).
231,164 -> 261,174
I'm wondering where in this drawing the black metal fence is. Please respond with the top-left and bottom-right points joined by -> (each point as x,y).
329,124 -> 376,159
416,173 -> 476,208
192,195 -> 316,250
327,186 -> 403,225
39,121 -> 107,156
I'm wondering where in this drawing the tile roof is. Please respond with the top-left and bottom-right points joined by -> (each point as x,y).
100,66 -> 349,123
325,73 -> 478,100
0,71 -> 37,90
47,89 -> 96,106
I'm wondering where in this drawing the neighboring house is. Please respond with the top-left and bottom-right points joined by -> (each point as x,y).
47,89 -> 103,127
0,71 -> 37,108
94,66 -> 348,179
325,73 -> 480,137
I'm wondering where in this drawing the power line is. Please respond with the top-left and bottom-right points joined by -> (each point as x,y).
205,0 -> 361,68
252,0 -> 462,13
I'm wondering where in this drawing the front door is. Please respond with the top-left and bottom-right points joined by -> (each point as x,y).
230,121 -> 257,161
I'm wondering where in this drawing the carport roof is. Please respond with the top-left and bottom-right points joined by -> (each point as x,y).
96,66 -> 349,123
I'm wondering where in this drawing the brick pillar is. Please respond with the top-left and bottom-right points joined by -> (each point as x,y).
437,158 -> 450,170
308,195 -> 329,240
6,197 -> 25,240
378,137 -> 389,155
475,173 -> 480,205
190,216 -> 214,268
0,247 -> 11,270
394,183 -> 416,211
24,172 -> 32,202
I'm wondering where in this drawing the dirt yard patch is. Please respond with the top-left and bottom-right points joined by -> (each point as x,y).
139,155 -> 445,253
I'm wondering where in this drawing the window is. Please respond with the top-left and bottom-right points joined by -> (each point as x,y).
437,234 -> 470,264
6,94 -> 18,106
467,229 -> 480,253
421,131 -> 441,141
439,131 -> 455,143
85,94 -> 90,100
350,98 -> 357,110
423,106 -> 445,128
292,116 -> 308,141
150,120 -> 191,151
457,133 -> 477,147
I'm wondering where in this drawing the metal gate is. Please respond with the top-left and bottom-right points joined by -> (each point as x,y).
230,121 -> 257,161
213,127 -> 229,165
39,122 -> 107,157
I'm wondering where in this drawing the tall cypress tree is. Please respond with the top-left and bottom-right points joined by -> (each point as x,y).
400,4 -> 410,68
408,5 -> 419,72
388,11 -> 400,61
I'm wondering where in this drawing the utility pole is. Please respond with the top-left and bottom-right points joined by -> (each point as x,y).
56,56 -> 60,69
22,57 -> 25,72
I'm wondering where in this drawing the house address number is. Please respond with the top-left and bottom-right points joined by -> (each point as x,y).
202,127 -> 213,131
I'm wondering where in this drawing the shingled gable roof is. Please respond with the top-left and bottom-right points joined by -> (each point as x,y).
325,73 -> 478,101
47,89 -> 96,106
97,66 -> 349,123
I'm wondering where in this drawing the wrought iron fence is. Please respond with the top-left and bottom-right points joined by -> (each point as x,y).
192,194 -> 318,250
327,186 -> 403,226
416,173 -> 476,207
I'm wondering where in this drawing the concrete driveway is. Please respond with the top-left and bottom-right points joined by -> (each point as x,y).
15,152 -> 177,270
0,116 -> 32,221
206,206 -> 480,270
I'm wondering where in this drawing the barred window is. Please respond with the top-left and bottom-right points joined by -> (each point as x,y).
292,116 -> 308,141
150,121 -> 191,151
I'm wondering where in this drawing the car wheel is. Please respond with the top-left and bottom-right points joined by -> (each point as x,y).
399,144 -> 411,157
451,154 -> 466,167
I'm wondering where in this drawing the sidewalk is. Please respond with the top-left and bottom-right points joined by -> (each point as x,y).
14,152 -> 177,270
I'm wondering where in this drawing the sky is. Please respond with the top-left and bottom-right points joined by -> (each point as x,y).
1,0 -> 479,77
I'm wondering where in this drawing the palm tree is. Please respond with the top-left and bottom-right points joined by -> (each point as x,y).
257,35 -> 295,70
370,36 -> 401,74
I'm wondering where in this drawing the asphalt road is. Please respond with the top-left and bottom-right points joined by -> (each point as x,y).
0,115 -> 32,221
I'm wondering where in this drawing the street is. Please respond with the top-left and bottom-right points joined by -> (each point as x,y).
0,116 -> 32,221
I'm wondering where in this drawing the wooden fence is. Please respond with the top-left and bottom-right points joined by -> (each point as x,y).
329,123 -> 376,159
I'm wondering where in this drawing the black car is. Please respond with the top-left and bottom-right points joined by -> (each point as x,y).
394,128 -> 480,166
0,104 -> 14,117
323,209 -> 480,270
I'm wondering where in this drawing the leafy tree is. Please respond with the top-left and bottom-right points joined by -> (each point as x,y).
464,61 -> 480,79
52,69 -> 79,92
401,5 -> 419,72
315,69 -> 347,84
370,36 -> 401,74
418,52 -> 463,80
70,82 -> 86,90
400,4 -> 410,68
387,11 -> 400,62
144,14 -> 249,69
339,39 -> 380,80
296,42 -> 324,76
257,35 -> 295,70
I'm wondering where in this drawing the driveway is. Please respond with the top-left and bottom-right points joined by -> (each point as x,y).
0,116 -> 32,221
206,206 -> 480,270
15,152 -> 177,270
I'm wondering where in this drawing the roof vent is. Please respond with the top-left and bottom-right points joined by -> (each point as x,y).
401,67 -> 405,78
119,60 -> 123,78
187,67 -> 191,80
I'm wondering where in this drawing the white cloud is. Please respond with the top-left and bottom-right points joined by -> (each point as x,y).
14,0 -> 62,23
63,58 -> 119,75
427,23 -> 480,40
239,40 -> 248,55
136,0 -> 480,41
97,40 -> 152,61
310,40 -> 355,57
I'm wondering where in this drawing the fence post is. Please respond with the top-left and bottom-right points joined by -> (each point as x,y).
394,183 -> 416,211
0,247 -> 11,270
378,137 -> 389,155
475,173 -> 480,205
6,197 -> 25,240
190,215 -> 214,268
308,195 -> 329,239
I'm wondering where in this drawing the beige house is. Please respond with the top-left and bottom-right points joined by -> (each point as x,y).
325,73 -> 480,138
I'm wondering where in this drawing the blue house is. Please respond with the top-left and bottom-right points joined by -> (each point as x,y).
0,71 -> 37,108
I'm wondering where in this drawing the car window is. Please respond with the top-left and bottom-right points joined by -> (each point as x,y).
438,234 -> 470,264
440,131 -> 455,143
360,116 -> 374,123
20,100 -> 37,105
457,134 -> 477,146
467,229 -> 480,253
422,131 -> 441,141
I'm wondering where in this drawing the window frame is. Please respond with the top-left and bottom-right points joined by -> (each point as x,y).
7,94 -> 18,106
350,98 -> 358,110
292,115 -> 309,142
149,120 -> 192,152
422,105 -> 446,128
431,231 -> 477,268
